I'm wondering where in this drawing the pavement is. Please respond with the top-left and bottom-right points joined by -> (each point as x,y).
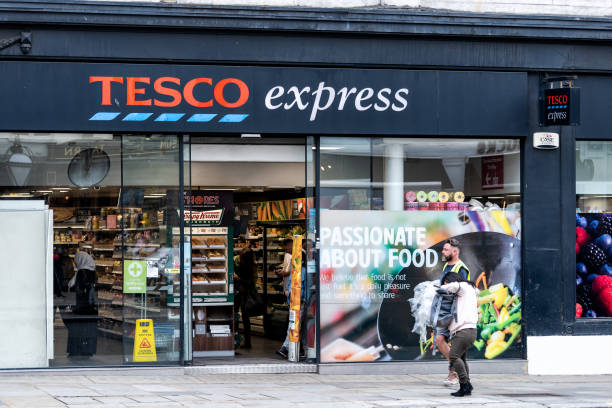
0,371 -> 610,408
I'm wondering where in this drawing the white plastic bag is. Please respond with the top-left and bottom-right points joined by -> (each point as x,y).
408,280 -> 440,343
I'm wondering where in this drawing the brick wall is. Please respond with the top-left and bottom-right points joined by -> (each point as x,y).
99,0 -> 612,17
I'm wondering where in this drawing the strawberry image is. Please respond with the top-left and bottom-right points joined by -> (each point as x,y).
576,303 -> 583,318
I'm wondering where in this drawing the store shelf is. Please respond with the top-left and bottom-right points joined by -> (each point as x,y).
123,303 -> 161,313
83,227 -> 159,232
192,281 -> 227,285
97,280 -> 114,286
190,301 -> 233,306
54,225 -> 85,229
192,257 -> 226,262
54,242 -> 79,245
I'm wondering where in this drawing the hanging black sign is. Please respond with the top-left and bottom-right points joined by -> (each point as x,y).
542,87 -> 580,126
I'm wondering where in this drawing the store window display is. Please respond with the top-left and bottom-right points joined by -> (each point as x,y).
0,133 -> 183,367
318,137 -> 523,363
575,141 -> 612,319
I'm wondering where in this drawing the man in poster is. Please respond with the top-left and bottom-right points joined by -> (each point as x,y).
437,238 -> 471,386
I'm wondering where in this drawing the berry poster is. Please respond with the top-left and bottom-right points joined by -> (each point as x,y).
319,209 -> 523,363
575,214 -> 612,319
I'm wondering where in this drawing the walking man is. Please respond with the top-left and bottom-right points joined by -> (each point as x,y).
436,238 -> 470,386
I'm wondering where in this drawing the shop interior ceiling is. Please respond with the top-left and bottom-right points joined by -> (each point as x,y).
188,135 -> 305,191
0,134 -> 306,197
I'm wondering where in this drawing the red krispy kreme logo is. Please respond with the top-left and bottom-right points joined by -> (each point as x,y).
89,76 -> 249,108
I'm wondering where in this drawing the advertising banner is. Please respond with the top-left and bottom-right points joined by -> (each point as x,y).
289,234 -> 304,343
319,209 -> 522,363
256,198 -> 307,222
184,190 -> 233,227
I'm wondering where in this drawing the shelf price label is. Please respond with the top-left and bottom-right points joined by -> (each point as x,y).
124,260 -> 147,294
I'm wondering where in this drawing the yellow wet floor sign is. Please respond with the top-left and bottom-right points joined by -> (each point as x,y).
133,319 -> 157,362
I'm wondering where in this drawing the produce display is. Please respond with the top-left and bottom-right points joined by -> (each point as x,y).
575,213 -> 612,318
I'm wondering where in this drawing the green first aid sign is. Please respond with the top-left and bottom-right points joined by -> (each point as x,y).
124,260 -> 147,294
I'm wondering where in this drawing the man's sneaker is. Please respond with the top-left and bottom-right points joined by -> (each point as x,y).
443,372 -> 459,387
275,347 -> 288,358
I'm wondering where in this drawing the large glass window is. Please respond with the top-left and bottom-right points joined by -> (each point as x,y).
318,137 -> 522,362
576,141 -> 612,319
0,133 -> 182,367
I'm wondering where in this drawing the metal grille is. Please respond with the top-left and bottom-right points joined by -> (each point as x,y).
186,363 -> 317,375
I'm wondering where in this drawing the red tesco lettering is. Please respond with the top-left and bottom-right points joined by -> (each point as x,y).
89,76 -> 249,108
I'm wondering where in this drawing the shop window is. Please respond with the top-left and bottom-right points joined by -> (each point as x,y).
318,137 -> 522,363
575,141 -> 612,319
0,133 -> 182,368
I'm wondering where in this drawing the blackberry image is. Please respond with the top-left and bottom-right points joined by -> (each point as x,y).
581,243 -> 607,271
577,284 -> 594,311
596,216 -> 612,236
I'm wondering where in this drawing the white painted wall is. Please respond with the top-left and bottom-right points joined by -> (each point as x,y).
527,336 -> 612,375
83,0 -> 612,18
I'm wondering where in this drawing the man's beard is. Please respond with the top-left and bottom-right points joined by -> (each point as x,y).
441,254 -> 449,261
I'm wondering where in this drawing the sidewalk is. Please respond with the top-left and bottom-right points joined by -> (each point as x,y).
0,371 -> 610,408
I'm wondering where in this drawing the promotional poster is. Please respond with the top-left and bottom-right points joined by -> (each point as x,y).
319,209 -> 522,363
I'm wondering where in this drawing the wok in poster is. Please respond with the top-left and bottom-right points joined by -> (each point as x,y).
320,209 -> 523,363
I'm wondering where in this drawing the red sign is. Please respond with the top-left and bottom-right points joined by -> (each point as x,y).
482,155 -> 504,190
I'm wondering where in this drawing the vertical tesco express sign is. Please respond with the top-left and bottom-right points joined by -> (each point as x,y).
88,75 -> 409,122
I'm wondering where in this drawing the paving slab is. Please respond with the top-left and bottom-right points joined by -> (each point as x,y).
93,396 -> 135,405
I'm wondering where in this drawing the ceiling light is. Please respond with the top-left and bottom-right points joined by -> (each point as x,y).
320,146 -> 343,151
241,134 -> 261,138
6,143 -> 33,187
0,193 -> 33,198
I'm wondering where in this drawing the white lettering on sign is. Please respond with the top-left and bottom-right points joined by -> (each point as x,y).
319,225 -> 438,269
182,209 -> 223,222
264,82 -> 410,121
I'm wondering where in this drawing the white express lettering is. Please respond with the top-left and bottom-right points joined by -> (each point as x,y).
264,82 -> 410,120
355,88 -> 374,111
265,86 -> 284,109
311,82 -> 336,121
284,86 -> 310,110
392,88 -> 409,111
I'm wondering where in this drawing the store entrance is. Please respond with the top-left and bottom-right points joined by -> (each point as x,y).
185,136 -> 315,364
